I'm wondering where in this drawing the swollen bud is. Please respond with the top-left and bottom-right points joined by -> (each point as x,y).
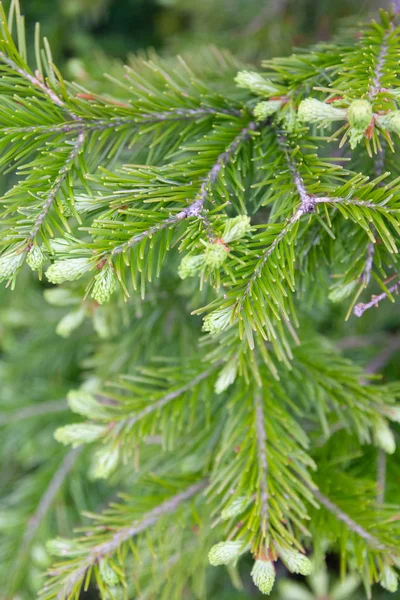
47,538 -> 84,557
215,361 -> 238,394
204,242 -> 229,269
374,418 -> 396,454
222,215 -> 251,244
178,254 -> 205,279
254,100 -> 284,121
46,257 -> 91,284
90,445 -> 120,479
56,308 -> 86,338
251,559 -> 276,595
26,245 -> 46,271
235,71 -> 282,96
54,423 -> 107,447
297,98 -> 347,124
221,496 -> 249,520
376,110 -> 400,135
208,540 -> 245,566
203,307 -> 232,334
0,251 -> 25,282
380,564 -> 398,593
277,546 -> 312,575
91,264 -> 117,304
347,99 -> 373,131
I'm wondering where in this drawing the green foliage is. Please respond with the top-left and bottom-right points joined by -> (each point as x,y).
2,1 -> 400,599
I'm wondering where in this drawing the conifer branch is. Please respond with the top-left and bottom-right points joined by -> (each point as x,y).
48,480 -> 207,599
354,279 -> 400,317
307,483 -> 388,551
368,29 -> 391,101
110,123 -> 256,257
254,393 -> 269,537
0,51 -> 68,110
26,131 -> 86,242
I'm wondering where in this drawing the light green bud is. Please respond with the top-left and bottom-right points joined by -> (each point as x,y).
0,251 -> 25,282
277,546 -> 312,575
204,242 -> 229,268
251,559 -> 276,595
44,288 -> 78,307
222,215 -> 251,244
90,445 -> 120,480
254,100 -> 283,121
221,496 -> 249,520
56,308 -> 86,338
208,540 -> 245,566
91,264 -> 117,304
347,99 -> 373,131
54,423 -> 107,447
26,245 -> 46,271
374,418 -> 396,454
46,258 -> 91,284
380,564 -> 398,593
235,71 -> 282,96
178,254 -> 205,279
67,389 -> 110,419
376,110 -> 400,135
203,307 -> 232,334
297,98 -> 347,124
215,361 -> 238,394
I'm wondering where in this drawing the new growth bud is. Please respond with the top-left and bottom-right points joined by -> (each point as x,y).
235,71 -> 282,96
297,98 -> 347,124
254,100 -> 284,121
0,251 -> 25,282
46,257 -> 91,284
204,242 -> 229,268
221,495 -> 249,520
222,215 -> 251,244
54,423 -> 106,447
26,245 -> 46,271
374,418 -> 396,454
208,540 -> 246,566
347,99 -> 373,130
215,361 -> 238,394
91,263 -> 117,304
203,307 -> 233,334
277,546 -> 312,575
380,564 -> 398,593
178,254 -> 205,279
251,559 -> 276,595
376,110 -> 400,135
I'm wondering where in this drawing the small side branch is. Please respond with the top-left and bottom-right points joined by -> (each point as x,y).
27,131 -> 86,241
254,393 -> 269,537
52,480 -> 207,599
354,280 -> 400,317
111,123 -> 256,257
0,399 -> 68,425
307,483 -> 387,551
112,366 -> 216,435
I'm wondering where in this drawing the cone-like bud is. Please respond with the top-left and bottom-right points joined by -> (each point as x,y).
380,564 -> 398,593
347,99 -> 373,130
203,307 -> 232,334
221,496 -> 249,520
67,389 -> 110,419
208,540 -> 245,566
54,423 -> 106,447
204,242 -> 229,268
215,361 -> 238,394
44,288 -> 78,306
374,418 -> 396,454
386,405 -> 400,423
298,98 -> 347,124
178,254 -> 205,279
235,71 -> 282,96
222,215 -> 251,244
254,100 -> 283,121
376,110 -> 400,135
0,251 -> 25,282
46,257 -> 91,284
99,559 -> 119,586
277,546 -> 312,575
251,559 -> 276,595
26,245 -> 46,271
91,264 -> 117,304
56,308 -> 86,338
90,445 -> 120,479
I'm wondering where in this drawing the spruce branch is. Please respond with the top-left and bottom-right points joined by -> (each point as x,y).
44,480 -> 207,600
354,279 -> 400,317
